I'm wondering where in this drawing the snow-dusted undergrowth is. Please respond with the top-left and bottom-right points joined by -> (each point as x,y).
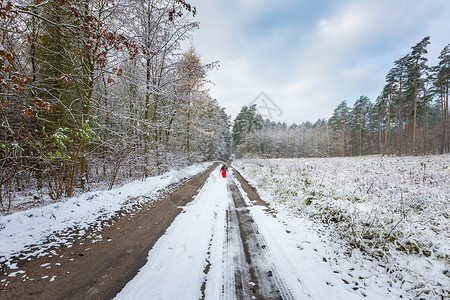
233,155 -> 449,299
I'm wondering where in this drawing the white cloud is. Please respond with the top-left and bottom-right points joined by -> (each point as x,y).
188,0 -> 450,124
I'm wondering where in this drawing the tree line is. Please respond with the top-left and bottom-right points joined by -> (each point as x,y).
0,0 -> 231,211
233,37 -> 449,158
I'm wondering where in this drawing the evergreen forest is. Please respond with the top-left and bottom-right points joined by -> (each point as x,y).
233,37 -> 449,159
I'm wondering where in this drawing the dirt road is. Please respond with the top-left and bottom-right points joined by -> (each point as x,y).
113,167 -> 315,300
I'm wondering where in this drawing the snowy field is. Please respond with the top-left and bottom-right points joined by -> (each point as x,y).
0,163 -> 212,273
233,155 -> 450,299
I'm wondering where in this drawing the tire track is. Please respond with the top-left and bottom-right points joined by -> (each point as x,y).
227,175 -> 296,300
223,198 -> 253,300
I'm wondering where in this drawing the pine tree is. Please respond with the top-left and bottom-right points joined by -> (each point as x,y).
382,68 -> 397,155
220,108 -> 233,160
232,104 -> 263,156
392,55 -> 409,156
436,44 -> 450,154
409,36 -> 430,155
329,101 -> 350,156
351,96 -> 371,156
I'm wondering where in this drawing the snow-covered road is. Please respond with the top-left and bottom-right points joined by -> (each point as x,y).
115,167 -> 364,300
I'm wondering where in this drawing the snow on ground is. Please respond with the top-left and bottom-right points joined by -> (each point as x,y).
230,175 -> 369,299
115,166 -> 384,300
0,162 -> 212,271
2,156 -> 448,299
233,155 -> 450,299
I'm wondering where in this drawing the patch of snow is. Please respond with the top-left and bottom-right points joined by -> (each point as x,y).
8,270 -> 25,278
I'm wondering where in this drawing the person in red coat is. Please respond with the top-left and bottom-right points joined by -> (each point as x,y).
220,163 -> 228,178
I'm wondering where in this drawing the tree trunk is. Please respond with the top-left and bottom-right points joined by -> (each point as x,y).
423,95 -> 428,154
143,6 -> 153,178
398,76 -> 403,156
359,113 -> 363,156
445,81 -> 449,153
412,58 -> 419,155
79,62 -> 93,191
378,117 -> 382,154
384,91 -> 392,155
340,111 -> 345,157
30,2 -> 38,84
80,73 -> 92,191
441,80 -> 449,154
144,57 -> 151,177
406,96 -> 411,154
186,98 -> 191,161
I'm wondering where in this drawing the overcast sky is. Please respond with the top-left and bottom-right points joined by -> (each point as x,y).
187,0 -> 450,124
